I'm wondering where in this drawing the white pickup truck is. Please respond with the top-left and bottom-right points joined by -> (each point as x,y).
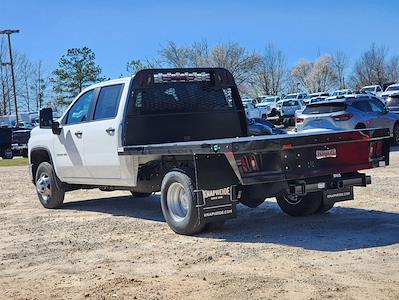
29,68 -> 390,235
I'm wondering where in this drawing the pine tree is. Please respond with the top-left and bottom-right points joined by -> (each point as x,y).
51,47 -> 104,106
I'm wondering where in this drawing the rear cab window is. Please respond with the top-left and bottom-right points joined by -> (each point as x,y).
129,79 -> 237,115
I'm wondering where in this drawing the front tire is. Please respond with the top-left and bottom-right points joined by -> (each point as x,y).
160,171 -> 205,235
35,162 -> 65,209
276,192 -> 322,216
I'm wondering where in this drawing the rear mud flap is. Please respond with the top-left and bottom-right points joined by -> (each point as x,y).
322,186 -> 354,206
196,186 -> 238,223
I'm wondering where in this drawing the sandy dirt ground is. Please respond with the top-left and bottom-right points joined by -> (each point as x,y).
1,151 -> 399,300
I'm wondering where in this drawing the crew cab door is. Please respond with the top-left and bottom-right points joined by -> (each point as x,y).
53,89 -> 95,180
83,84 -> 124,181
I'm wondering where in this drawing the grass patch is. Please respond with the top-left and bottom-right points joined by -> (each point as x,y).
0,157 -> 29,167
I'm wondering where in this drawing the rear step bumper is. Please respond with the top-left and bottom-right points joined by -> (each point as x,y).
288,172 -> 370,195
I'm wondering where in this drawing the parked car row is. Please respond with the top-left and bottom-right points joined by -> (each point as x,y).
295,94 -> 399,145
246,83 -> 398,129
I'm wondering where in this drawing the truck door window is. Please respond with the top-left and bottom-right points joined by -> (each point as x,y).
66,90 -> 94,125
94,84 -> 123,120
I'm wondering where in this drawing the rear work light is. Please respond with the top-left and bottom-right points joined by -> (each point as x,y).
240,154 -> 259,173
333,113 -> 352,121
369,141 -> 383,159
153,72 -> 211,83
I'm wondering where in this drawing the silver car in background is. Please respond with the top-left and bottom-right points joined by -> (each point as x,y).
386,93 -> 399,115
295,94 -> 399,145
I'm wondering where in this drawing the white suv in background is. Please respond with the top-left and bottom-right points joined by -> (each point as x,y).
242,99 -> 267,119
360,85 -> 383,97
256,95 -> 281,117
381,83 -> 399,99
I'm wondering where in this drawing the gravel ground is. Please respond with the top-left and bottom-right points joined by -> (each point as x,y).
1,150 -> 399,300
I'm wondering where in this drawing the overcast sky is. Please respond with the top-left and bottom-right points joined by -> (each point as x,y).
2,0 -> 399,78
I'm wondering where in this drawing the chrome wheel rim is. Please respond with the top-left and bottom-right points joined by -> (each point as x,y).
167,182 -> 189,222
36,173 -> 51,201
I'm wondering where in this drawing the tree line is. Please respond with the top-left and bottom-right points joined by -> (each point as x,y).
1,40 -> 399,115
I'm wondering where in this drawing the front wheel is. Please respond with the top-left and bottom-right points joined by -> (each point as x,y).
160,171 -> 205,235
35,162 -> 65,209
276,192 -> 322,216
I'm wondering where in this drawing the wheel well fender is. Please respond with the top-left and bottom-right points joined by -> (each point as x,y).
30,147 -> 53,182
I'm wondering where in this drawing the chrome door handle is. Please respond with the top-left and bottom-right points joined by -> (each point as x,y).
105,127 -> 115,134
74,131 -> 83,137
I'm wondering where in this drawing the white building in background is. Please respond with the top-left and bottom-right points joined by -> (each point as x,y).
0,111 -> 39,127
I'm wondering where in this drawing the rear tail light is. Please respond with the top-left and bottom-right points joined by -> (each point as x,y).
369,141 -> 383,159
333,113 -> 352,121
249,155 -> 258,172
241,156 -> 250,173
295,117 -> 304,124
240,154 -> 259,173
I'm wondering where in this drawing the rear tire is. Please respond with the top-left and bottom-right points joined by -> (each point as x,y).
316,201 -> 335,214
276,192 -> 322,217
160,171 -> 205,235
392,123 -> 399,146
35,162 -> 65,209
239,189 -> 265,208
130,191 -> 152,198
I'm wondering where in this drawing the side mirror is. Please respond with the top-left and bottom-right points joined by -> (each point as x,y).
39,108 -> 53,128
40,108 -> 62,135
51,121 -> 62,135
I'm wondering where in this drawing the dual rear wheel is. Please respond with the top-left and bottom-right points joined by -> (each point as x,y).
276,192 -> 334,216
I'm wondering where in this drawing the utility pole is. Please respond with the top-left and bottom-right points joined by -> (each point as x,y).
0,29 -> 20,126
0,63 -> 6,115
2,62 -> 11,114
